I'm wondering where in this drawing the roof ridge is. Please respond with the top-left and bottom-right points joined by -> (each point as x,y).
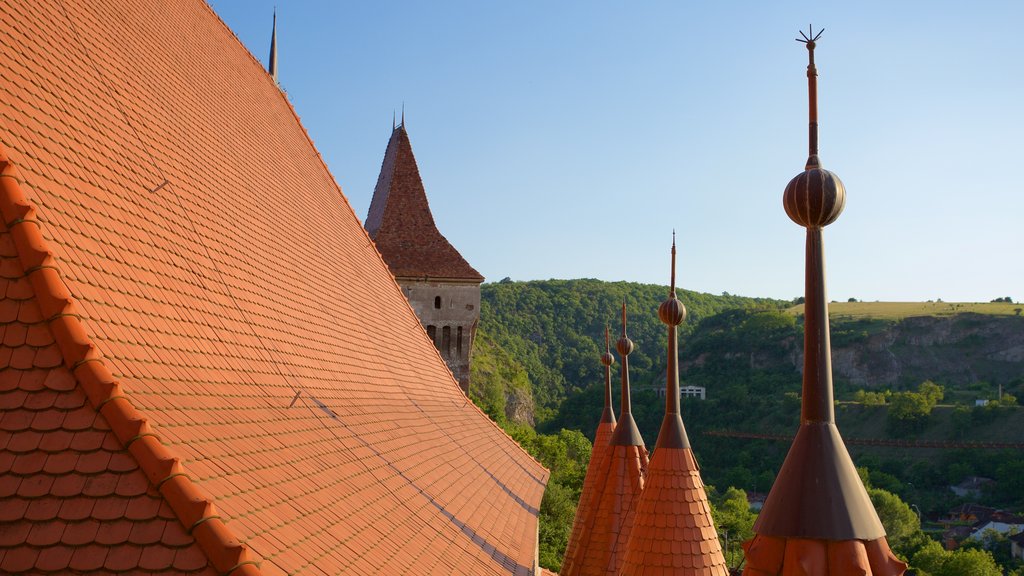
0,146 -> 261,576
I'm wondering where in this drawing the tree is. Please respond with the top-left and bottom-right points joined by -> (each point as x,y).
868,487 -> 920,555
918,380 -> 944,406
911,539 -> 1002,576
712,487 -> 757,543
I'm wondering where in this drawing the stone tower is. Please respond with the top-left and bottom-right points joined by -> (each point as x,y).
365,122 -> 484,394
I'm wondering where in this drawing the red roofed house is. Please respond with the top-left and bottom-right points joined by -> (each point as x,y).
0,1 -> 547,574
365,123 -> 485,395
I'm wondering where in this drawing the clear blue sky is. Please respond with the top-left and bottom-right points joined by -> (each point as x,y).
208,1 -> 1022,303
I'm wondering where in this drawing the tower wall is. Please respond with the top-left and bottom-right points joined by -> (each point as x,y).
398,279 -> 481,394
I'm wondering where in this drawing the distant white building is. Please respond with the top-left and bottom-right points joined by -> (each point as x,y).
655,385 -> 706,400
681,385 -> 706,400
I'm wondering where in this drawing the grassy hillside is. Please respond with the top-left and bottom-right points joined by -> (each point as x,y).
788,300 -> 1023,320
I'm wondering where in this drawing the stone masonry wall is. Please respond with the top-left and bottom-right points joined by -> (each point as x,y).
399,279 -> 481,394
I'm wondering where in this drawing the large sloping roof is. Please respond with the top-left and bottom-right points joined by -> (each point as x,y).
0,221 -> 218,575
0,1 -> 546,574
365,125 -> 485,282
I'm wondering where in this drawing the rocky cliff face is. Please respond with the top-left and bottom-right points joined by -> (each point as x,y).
819,314 -> 1024,388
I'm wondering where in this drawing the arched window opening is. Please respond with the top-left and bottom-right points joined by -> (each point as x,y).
442,326 -> 452,356
426,325 -> 437,347
457,326 -> 463,357
434,296 -> 442,309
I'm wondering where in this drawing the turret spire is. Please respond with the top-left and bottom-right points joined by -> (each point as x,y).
654,235 -> 689,448
744,30 -> 905,576
268,8 -> 278,84
600,325 -> 616,424
565,301 -> 648,575
609,301 -> 643,446
797,25 -> 824,165
619,236 -> 726,576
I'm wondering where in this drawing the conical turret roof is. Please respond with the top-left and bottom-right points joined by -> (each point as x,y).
619,238 -> 727,576
563,303 -> 648,576
560,327 -> 618,574
365,124 -> 484,282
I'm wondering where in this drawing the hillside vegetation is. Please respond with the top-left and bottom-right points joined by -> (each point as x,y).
469,280 -> 1024,572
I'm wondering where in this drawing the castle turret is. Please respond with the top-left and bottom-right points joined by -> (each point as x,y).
619,236 -> 728,576
563,303 -> 648,576
742,28 -> 907,575
366,122 -> 484,395
560,326 -> 617,573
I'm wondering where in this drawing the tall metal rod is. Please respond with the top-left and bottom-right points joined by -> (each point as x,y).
619,302 -> 632,416
801,228 -> 834,423
665,241 -> 680,417
601,325 -> 616,423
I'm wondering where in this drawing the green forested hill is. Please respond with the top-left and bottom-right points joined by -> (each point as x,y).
474,278 -> 786,423
471,279 -> 1024,507
469,279 -> 1024,572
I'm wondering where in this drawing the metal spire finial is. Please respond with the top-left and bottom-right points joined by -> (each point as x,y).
670,231 -> 677,298
610,301 -> 642,446
401,102 -> 405,127
268,8 -> 278,84
796,25 -> 824,162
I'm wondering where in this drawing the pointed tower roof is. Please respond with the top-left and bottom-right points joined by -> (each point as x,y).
268,8 -> 278,83
560,326 -> 617,574
743,27 -> 906,576
563,303 -> 648,576
365,124 -> 484,282
620,237 -> 728,576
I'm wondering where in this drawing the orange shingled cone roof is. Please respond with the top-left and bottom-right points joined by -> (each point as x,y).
560,326 -> 618,574
743,28 -> 905,576
562,303 -> 648,576
619,238 -> 728,576
365,124 -> 484,282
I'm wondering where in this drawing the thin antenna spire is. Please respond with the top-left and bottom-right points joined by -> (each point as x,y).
609,300 -> 643,445
401,102 -> 405,127
656,235 -> 689,448
268,8 -> 278,84
796,25 -> 824,164
600,324 -> 616,424
670,230 -> 677,297
618,301 -> 632,416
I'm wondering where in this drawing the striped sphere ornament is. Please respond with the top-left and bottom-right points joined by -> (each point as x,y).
658,297 -> 686,327
783,155 -> 846,228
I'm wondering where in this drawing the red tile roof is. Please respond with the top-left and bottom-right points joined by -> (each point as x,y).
365,125 -> 485,282
0,1 -> 546,574
0,220 -> 218,575
620,448 -> 727,576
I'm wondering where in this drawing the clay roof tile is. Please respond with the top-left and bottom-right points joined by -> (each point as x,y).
0,1 -> 545,574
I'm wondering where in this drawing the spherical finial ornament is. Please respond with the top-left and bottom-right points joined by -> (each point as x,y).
600,351 -> 615,366
783,157 -> 846,228
616,336 -> 634,357
658,297 -> 686,326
